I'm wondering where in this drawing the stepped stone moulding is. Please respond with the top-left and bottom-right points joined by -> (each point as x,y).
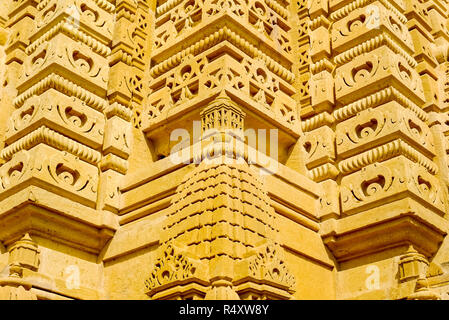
1,0 -> 449,300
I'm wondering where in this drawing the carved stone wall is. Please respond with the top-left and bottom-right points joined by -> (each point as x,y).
0,0 -> 449,300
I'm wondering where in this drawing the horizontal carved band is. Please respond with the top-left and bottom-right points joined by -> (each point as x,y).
157,0 -> 288,19
38,0 -> 115,13
1,126 -> 101,165
338,140 -> 438,175
94,0 -> 116,13
340,157 -> 445,215
156,0 -> 184,17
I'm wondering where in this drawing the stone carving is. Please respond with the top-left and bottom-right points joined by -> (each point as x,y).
8,233 -> 40,277
248,243 -> 296,291
2,0 -> 449,302
145,243 -> 198,292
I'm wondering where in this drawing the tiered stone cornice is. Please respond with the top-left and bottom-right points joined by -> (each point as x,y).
150,26 -> 295,83
14,73 -> 108,111
26,21 -> 111,57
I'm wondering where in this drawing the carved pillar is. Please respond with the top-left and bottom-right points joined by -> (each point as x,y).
319,0 -> 449,299
407,0 -> 449,217
0,3 -> 9,161
0,0 -> 118,298
0,0 -> 36,161
141,0 -> 301,163
100,0 -> 136,214
0,233 -> 39,300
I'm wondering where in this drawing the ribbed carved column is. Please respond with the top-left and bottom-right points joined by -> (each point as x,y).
319,0 -> 449,299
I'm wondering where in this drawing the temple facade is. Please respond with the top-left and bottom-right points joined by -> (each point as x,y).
1,0 -> 449,300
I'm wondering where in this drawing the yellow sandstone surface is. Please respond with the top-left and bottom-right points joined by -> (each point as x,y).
0,0 -> 449,300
